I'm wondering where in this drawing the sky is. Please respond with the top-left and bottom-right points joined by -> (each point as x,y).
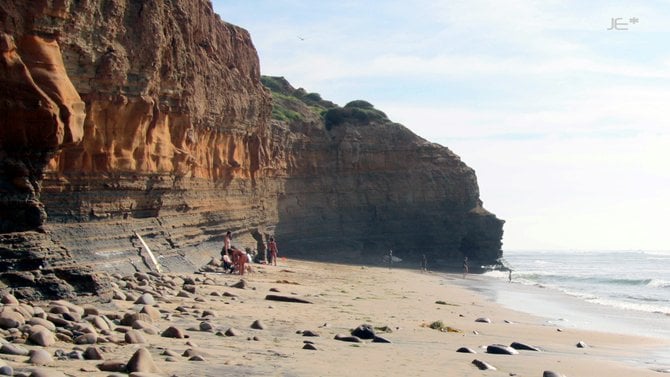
212,1 -> 670,252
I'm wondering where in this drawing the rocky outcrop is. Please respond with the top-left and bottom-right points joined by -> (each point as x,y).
264,78 -> 504,268
0,0 -> 503,298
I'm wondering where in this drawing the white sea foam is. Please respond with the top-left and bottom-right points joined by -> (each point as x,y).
496,250 -> 670,315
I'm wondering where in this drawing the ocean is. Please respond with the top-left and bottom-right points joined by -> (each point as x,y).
459,250 -> 670,371
491,250 -> 670,315
473,250 -> 670,343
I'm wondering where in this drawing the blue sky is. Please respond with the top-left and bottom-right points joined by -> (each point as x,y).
213,1 -> 670,251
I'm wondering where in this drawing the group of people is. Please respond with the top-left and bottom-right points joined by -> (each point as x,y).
220,231 -> 279,275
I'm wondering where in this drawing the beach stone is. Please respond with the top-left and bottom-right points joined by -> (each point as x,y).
0,343 -> 29,355
486,344 -> 519,355
199,322 -> 214,332
139,306 -> 161,322
134,294 -> 155,305
475,317 -> 492,323
121,313 -> 153,326
27,317 -> 56,332
0,294 -> 19,305
28,328 -> 55,347
334,334 -> 362,343
0,365 -> 13,376
543,372 -> 566,377
28,349 -> 53,365
83,346 -> 105,360
74,333 -> 98,345
222,292 -> 238,298
189,355 -> 206,361
125,330 -> 147,344
162,349 -> 181,357
510,342 -> 541,351
576,341 -> 588,348
265,295 -> 312,304
303,343 -> 318,350
372,336 -> 391,343
456,347 -> 477,354
231,280 -> 248,289
176,290 -> 192,298
302,330 -> 320,337
112,289 -> 127,300
88,315 -> 111,331
183,284 -> 196,294
97,360 -> 127,372
472,359 -> 496,370
29,369 -> 67,377
83,306 -> 100,316
201,310 -> 216,317
161,326 -> 187,339
224,328 -> 241,337
0,309 -> 25,329
46,314 -> 70,328
127,348 -> 160,374
250,320 -> 265,330
351,324 -> 375,339
182,349 -> 204,358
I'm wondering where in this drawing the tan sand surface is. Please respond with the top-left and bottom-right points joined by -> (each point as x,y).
5,259 -> 668,376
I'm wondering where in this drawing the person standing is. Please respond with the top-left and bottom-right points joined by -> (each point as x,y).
268,236 -> 278,266
463,256 -> 469,279
224,231 -> 233,256
421,254 -> 428,272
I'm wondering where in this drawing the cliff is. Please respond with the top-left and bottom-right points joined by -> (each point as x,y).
263,77 -> 504,267
0,0 -> 503,299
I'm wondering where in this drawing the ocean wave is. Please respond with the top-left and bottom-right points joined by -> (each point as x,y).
647,279 -> 670,288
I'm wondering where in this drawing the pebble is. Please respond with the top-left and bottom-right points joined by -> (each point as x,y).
126,348 -> 160,374
576,341 -> 588,348
456,347 -> 477,354
472,359 -> 496,370
486,344 -> 519,355
475,317 -> 492,323
510,342 -> 541,351
250,320 -> 265,330
543,371 -> 566,377
28,349 -> 53,365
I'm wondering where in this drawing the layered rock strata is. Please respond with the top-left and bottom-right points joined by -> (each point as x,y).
0,0 -> 503,298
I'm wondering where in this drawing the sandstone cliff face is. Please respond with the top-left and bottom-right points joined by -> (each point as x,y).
0,0 -> 503,298
264,78 -> 504,268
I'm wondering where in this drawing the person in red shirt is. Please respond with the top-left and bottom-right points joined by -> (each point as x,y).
268,237 -> 278,266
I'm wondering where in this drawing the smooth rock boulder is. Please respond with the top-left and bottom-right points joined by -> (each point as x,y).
28,349 -> 53,365
126,348 -> 160,374
543,371 -> 566,377
510,341 -> 541,351
125,330 -> 147,344
472,359 -> 496,370
161,326 -> 187,339
351,324 -> 375,339
456,347 -> 477,354
486,344 -> 519,355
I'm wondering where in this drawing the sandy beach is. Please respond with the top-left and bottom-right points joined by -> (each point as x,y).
1,259 -> 668,377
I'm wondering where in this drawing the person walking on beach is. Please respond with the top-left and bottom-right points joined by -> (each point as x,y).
388,249 -> 393,270
508,269 -> 513,283
268,236 -> 278,266
421,254 -> 428,272
463,256 -> 469,278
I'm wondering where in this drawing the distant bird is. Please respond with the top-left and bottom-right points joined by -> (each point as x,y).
297,36 -> 305,41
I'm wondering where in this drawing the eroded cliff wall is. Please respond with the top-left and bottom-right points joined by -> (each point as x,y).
263,78 -> 504,269
0,0 -> 503,298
